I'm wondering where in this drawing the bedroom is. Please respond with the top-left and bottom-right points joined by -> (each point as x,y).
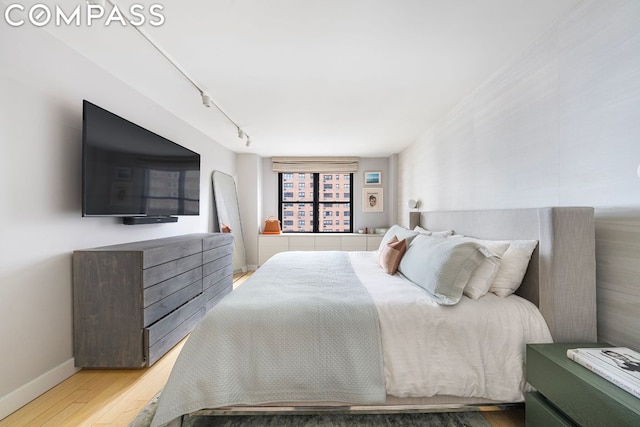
1,0 -> 639,425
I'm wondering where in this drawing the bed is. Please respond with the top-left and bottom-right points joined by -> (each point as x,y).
150,207 -> 597,427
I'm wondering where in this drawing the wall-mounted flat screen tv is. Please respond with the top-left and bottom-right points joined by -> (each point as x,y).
82,100 -> 200,221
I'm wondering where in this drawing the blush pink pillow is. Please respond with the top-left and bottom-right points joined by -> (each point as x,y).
379,236 -> 407,274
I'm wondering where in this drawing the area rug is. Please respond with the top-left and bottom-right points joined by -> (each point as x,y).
129,392 -> 491,427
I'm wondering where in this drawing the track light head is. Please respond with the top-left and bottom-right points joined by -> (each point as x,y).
201,93 -> 211,107
245,138 -> 251,147
237,127 -> 244,139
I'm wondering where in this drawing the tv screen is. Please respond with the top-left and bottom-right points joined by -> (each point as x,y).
82,100 -> 200,218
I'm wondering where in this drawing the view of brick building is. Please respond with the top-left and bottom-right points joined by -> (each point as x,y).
280,173 -> 352,232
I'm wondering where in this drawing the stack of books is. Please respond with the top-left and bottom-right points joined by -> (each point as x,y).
567,347 -> 640,399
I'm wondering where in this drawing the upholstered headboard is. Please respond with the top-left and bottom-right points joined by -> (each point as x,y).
413,207 -> 597,343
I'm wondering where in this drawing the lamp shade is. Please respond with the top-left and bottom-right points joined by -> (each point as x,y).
407,199 -> 418,209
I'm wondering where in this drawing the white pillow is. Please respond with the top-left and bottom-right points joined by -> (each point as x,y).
413,225 -> 454,238
465,257 -> 503,300
378,225 -> 419,251
413,225 -> 432,235
452,237 -> 510,300
489,240 -> 538,297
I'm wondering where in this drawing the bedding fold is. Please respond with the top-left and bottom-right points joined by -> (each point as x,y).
151,251 -> 385,427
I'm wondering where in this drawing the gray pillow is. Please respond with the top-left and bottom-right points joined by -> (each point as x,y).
398,234 -> 495,305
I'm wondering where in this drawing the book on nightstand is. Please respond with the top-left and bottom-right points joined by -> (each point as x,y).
567,347 -> 640,399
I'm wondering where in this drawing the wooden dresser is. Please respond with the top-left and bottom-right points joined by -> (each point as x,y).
73,233 -> 233,368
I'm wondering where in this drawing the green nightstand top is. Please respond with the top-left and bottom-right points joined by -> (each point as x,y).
527,343 -> 640,427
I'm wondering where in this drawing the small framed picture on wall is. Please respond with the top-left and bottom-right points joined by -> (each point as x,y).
364,171 -> 382,185
362,188 -> 383,212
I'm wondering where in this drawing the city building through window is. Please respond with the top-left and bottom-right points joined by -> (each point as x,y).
279,173 -> 353,232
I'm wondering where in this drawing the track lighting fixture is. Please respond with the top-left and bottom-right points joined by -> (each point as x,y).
245,137 -> 251,147
115,12 -> 251,147
202,93 -> 211,108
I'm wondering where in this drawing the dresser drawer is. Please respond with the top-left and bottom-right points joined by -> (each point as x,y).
146,297 -> 205,365
203,245 -> 232,264
204,263 -> 233,292
205,273 -> 232,301
146,294 -> 203,347
143,252 -> 203,287
143,267 -> 203,308
143,279 -> 202,326
203,254 -> 233,277
203,233 -> 234,251
205,285 -> 232,311
141,238 -> 203,268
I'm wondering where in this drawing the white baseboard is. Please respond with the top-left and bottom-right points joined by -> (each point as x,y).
0,358 -> 79,420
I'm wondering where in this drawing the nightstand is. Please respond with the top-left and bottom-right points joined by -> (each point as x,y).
526,343 -> 640,426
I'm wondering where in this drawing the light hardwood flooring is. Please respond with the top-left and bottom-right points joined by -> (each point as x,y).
1,272 -> 523,426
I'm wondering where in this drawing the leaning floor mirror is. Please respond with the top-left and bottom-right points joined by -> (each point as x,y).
212,171 -> 247,273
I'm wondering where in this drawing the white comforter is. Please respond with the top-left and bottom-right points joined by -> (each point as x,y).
349,251 -> 553,402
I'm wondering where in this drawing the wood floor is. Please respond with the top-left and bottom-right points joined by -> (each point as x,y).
0,272 -> 524,426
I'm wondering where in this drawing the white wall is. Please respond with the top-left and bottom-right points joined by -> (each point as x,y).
398,0 -> 640,346
0,23 -> 236,417
399,0 -> 640,220
237,154 -> 263,270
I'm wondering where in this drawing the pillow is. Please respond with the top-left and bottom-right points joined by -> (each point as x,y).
398,234 -> 497,305
431,229 -> 454,238
489,240 -> 538,297
413,225 -> 432,235
464,257 -> 502,299
450,237 -> 510,300
378,225 -> 419,251
449,234 -> 511,300
414,225 -> 454,238
378,236 -> 407,274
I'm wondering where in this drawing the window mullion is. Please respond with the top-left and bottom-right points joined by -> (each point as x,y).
313,173 -> 319,233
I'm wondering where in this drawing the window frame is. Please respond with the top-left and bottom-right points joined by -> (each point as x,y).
278,172 -> 354,233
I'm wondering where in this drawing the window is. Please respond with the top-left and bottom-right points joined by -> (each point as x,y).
279,173 -> 353,233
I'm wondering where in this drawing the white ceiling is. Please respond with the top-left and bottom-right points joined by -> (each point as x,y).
39,0 -> 580,157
